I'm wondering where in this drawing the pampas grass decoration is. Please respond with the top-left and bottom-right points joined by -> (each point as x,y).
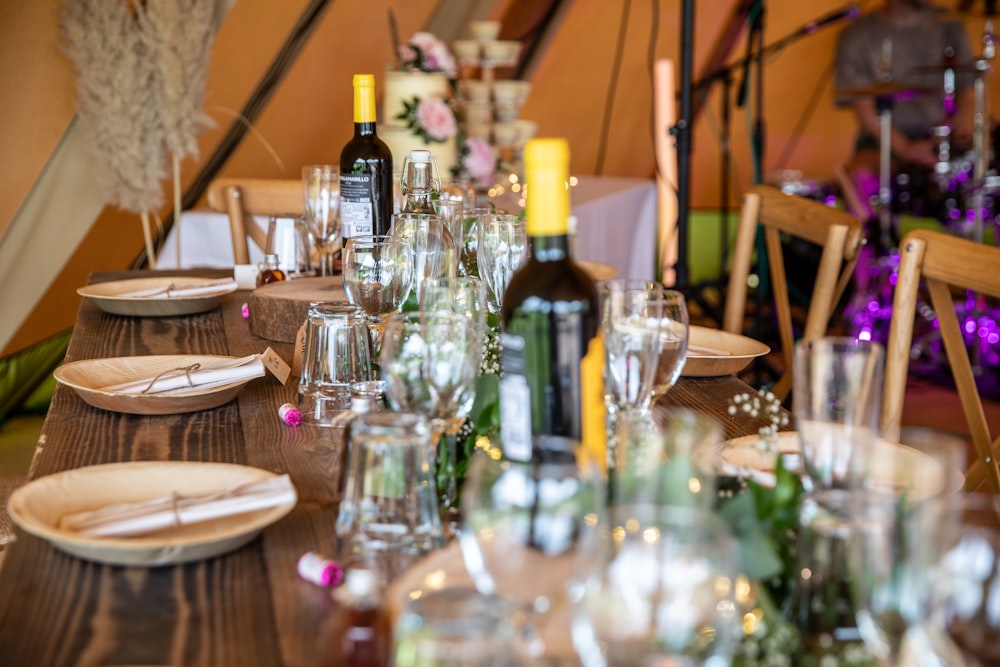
61,0 -> 215,269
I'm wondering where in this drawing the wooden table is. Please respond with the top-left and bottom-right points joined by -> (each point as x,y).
0,271 -> 777,666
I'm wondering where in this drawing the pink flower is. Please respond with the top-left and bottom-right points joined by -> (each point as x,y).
399,32 -> 457,78
463,136 -> 496,185
416,99 -> 457,141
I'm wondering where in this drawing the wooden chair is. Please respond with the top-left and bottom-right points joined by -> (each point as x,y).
882,229 -> 1000,493
723,184 -> 864,400
205,178 -> 304,265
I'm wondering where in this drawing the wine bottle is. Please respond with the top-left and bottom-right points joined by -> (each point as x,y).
498,138 -> 605,465
340,74 -> 393,248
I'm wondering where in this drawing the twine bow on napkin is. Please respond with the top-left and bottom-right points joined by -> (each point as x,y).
118,277 -> 238,299
100,354 -> 266,395
58,474 -> 297,538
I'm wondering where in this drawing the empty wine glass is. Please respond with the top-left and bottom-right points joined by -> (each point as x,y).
418,275 -> 489,528
572,503 -> 742,667
302,164 -> 341,276
432,198 -> 464,264
380,311 -> 480,525
460,449 -> 595,660
391,213 -> 454,303
461,206 -> 508,279
650,289 -> 689,398
477,214 -> 528,313
342,235 -> 414,356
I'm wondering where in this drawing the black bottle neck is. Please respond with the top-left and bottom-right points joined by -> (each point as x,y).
530,234 -> 570,262
354,121 -> 377,137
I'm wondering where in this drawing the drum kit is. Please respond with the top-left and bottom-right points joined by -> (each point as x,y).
835,7 -> 1000,379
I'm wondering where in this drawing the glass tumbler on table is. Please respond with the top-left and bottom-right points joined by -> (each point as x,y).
265,214 -> 313,279
302,164 -> 341,277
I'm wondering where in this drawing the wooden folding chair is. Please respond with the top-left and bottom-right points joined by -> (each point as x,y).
205,178 -> 304,265
723,184 -> 864,400
882,229 -> 1000,492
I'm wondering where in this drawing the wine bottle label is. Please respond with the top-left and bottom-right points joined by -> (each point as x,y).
341,174 -> 375,238
498,332 -> 533,462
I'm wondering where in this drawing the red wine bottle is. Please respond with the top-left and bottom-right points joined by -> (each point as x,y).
340,74 -> 393,247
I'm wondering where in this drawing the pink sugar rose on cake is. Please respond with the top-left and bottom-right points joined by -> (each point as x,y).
463,136 -> 496,185
399,32 -> 457,79
416,99 -> 457,141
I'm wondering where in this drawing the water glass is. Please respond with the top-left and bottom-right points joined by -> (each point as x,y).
651,289 -> 690,397
572,503 -> 742,667
297,302 -> 372,425
335,411 -> 443,577
302,164 -> 341,276
266,214 -> 313,278
793,336 -> 885,491
476,214 -> 528,313
393,588 -> 515,666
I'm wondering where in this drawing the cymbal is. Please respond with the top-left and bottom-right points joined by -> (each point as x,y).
907,61 -> 987,76
836,82 -> 938,100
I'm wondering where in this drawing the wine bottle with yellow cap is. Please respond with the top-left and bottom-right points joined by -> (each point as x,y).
498,138 -> 605,465
340,74 -> 393,248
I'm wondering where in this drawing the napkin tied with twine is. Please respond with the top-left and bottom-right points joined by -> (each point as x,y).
118,277 -> 238,299
101,354 -> 266,395
58,474 -> 297,537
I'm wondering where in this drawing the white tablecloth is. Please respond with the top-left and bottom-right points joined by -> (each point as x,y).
157,175 -> 658,280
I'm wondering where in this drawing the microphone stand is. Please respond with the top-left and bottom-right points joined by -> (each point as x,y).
679,4 -> 856,328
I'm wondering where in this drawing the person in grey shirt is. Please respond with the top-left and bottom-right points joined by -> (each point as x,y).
835,0 -> 975,226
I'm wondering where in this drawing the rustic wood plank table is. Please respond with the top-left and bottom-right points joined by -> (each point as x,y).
0,270 -> 778,666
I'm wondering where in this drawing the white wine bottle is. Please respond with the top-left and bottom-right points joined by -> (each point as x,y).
498,138 -> 605,464
340,74 -> 393,247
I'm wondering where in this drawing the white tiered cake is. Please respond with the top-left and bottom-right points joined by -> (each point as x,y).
380,69 -> 457,177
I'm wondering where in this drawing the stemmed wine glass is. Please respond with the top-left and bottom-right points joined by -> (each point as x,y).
477,214 -> 529,313
599,280 -> 665,472
460,206 -> 508,278
302,165 -> 341,276
390,213 -> 454,303
418,275 -> 489,526
460,449 -> 595,660
379,310 -> 480,526
341,235 -> 414,356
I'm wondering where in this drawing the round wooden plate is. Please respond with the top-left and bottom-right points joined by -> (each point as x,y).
681,326 -> 770,377
78,276 -> 238,317
54,354 -> 253,415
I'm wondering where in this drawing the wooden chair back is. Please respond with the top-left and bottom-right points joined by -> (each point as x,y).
723,184 -> 864,400
882,229 -> 1000,492
205,178 -> 304,265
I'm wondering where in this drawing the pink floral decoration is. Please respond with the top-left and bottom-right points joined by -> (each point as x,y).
416,99 -> 457,141
399,32 -> 457,79
463,136 -> 497,185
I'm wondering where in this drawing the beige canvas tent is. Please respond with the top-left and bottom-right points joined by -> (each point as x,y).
2,0 -> 995,357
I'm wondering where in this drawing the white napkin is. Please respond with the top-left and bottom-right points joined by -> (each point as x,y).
101,354 -> 266,395
118,277 -> 238,299
58,474 -> 297,537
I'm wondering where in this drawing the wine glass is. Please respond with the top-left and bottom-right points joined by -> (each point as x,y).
379,310 -> 480,525
460,449 -> 595,659
302,164 -> 341,276
390,213 -> 454,303
476,214 -> 528,313
600,280 -> 665,471
650,289 -> 689,398
341,235 -> 414,356
418,275 -> 489,526
461,206 -> 508,279
432,198 -> 464,264
848,433 -> 966,666
571,503 -> 742,667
